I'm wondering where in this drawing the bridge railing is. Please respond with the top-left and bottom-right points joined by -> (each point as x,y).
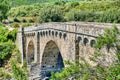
19,22 -> 120,37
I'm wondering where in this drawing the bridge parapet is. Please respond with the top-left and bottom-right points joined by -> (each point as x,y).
20,22 -> 120,37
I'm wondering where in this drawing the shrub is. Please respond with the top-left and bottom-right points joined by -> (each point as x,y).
70,2 -> 79,8
22,23 -> 32,27
7,28 -> 18,42
10,59 -> 28,80
99,10 -> 120,23
65,10 -> 98,22
0,68 -> 12,80
0,26 -> 17,66
0,26 -> 8,42
10,22 -> 20,28
39,5 -> 64,23
28,18 -> 34,23
0,41 -> 15,66
54,1 -> 66,5
17,11 -> 26,17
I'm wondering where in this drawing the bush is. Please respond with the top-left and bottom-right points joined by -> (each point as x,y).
0,26 -> 17,66
17,11 -> 26,17
0,41 -> 15,66
10,22 -> 20,28
99,10 -> 120,23
0,26 -> 8,42
39,5 -> 64,23
0,68 -> 12,80
22,23 -> 32,27
70,2 -> 79,8
54,1 -> 66,5
28,18 -> 34,23
10,59 -> 28,80
65,10 -> 99,22
7,28 -> 18,42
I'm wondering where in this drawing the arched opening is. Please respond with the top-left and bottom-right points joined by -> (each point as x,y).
27,40 -> 35,64
55,32 -> 58,37
59,32 -> 62,38
40,32 -> 43,37
78,36 -> 82,43
46,31 -> 48,36
90,40 -> 96,47
41,41 -> 64,78
52,31 -> 54,36
63,33 -> 67,40
43,31 -> 45,36
83,38 -> 89,46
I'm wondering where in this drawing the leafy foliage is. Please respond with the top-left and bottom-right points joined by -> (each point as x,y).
95,26 -> 120,50
0,42 -> 15,59
39,5 -> 64,23
0,25 -> 17,66
0,68 -> 12,80
8,0 -> 120,23
0,0 -> 10,21
10,59 -> 28,80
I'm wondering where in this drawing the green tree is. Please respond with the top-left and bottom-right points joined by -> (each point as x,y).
0,0 -> 10,21
39,5 -> 64,23
10,59 -> 28,80
0,26 -> 17,66
95,26 -> 120,52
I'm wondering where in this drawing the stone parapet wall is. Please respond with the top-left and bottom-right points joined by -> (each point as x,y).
20,22 -> 120,37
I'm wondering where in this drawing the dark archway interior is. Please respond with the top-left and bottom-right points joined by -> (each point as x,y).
90,40 -> 96,47
27,41 -> 35,64
40,41 -> 64,78
83,38 -> 89,46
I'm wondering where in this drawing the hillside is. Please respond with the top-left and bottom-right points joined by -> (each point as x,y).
7,0 -> 120,28
9,0 -> 83,7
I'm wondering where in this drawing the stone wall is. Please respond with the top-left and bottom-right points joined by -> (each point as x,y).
17,22 -> 120,79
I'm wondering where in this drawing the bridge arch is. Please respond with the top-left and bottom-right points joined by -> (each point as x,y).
90,39 -> 96,47
83,38 -> 89,46
59,32 -> 62,38
27,40 -> 35,64
52,31 -> 54,36
43,31 -> 45,36
55,31 -> 58,37
40,40 -> 64,77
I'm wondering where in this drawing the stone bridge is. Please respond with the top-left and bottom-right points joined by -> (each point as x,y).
17,22 -> 120,79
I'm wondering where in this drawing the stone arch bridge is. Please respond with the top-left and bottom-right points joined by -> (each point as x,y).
17,22 -> 119,79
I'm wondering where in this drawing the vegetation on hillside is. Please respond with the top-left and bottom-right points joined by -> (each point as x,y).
7,0 -> 88,7
7,0 -> 120,25
0,0 -> 10,21
0,24 -> 17,66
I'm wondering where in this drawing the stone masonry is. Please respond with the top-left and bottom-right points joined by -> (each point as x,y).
17,22 -> 120,79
